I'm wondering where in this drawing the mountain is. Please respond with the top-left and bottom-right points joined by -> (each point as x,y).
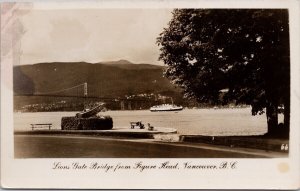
100,60 -> 161,70
13,60 -> 181,98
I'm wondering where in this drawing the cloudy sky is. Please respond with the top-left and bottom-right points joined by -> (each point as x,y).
19,9 -> 173,65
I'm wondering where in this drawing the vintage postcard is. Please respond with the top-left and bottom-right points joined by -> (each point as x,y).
1,0 -> 299,189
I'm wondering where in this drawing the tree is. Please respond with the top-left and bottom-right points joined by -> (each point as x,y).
157,9 -> 290,135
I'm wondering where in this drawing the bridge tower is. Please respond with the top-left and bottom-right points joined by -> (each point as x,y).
128,101 -> 132,110
83,82 -> 88,110
120,101 -> 125,110
84,82 -> 88,97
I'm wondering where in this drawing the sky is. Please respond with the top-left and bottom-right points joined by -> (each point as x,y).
18,9 -> 173,65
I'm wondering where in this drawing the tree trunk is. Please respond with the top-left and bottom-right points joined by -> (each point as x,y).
266,102 -> 278,134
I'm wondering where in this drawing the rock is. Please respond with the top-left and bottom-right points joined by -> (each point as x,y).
61,116 -> 113,130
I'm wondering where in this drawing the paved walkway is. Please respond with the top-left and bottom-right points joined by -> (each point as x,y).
180,135 -> 289,153
15,134 -> 287,158
14,127 -> 289,154
14,127 -> 177,139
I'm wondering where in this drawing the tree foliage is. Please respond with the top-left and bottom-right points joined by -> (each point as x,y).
157,9 -> 290,133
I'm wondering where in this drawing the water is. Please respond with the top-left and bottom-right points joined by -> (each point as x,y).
14,108 -> 283,136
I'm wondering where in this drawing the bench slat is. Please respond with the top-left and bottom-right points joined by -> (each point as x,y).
30,123 -> 52,130
30,123 -> 52,125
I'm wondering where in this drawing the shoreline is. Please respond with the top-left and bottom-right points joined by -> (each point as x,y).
13,109 -> 271,136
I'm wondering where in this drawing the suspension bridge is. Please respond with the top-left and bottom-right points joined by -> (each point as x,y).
14,82 -> 155,111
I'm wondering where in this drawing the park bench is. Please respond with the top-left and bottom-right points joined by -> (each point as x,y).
30,123 -> 52,130
130,121 -> 145,129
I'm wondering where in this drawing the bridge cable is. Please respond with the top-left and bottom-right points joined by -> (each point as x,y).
36,83 -> 85,96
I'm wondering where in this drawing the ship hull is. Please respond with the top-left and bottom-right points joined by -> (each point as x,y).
150,106 -> 183,112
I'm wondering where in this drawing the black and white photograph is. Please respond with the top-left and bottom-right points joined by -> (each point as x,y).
1,0 -> 299,189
